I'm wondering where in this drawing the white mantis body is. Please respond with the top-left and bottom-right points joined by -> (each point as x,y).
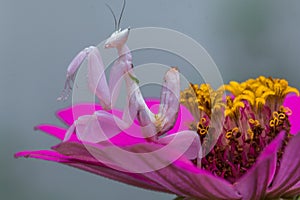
59,0 -> 202,165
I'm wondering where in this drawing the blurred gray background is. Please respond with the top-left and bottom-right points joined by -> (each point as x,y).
1,0 -> 300,199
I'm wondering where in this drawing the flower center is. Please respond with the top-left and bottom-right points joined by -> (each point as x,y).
181,76 -> 299,183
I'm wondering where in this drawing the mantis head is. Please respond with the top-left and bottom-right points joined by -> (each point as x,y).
104,27 -> 130,49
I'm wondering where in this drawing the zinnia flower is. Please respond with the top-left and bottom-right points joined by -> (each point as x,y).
16,73 -> 300,199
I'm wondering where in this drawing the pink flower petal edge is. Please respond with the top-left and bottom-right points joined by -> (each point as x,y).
35,125 -> 77,141
284,95 -> 300,134
234,131 -> 285,200
267,130 -> 300,198
14,149 -> 170,193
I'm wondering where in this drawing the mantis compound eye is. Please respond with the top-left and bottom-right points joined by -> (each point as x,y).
104,27 -> 130,49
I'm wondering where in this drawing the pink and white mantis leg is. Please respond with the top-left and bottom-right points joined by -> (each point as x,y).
62,42 -> 134,142
57,46 -> 111,110
57,46 -> 93,101
125,66 -> 202,165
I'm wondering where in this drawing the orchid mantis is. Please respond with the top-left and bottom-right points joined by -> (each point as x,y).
59,0 -> 202,165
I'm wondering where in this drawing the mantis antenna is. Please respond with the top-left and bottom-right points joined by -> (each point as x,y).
105,0 -> 126,31
105,3 -> 117,31
117,0 -> 126,30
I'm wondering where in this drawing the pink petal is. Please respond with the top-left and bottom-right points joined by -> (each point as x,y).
283,95 -> 300,134
66,162 -> 170,193
54,140 -> 184,174
56,104 -> 102,125
109,130 -> 146,146
235,132 -> 284,200
35,124 -> 66,140
35,124 -> 78,141
144,98 -> 160,109
54,141 -> 240,199
281,181 -> 300,198
15,150 -> 70,162
134,145 -> 241,199
15,148 -> 168,193
267,132 -> 300,198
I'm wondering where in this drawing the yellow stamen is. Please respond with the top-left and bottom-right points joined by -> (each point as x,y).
247,129 -> 254,140
180,83 -> 224,118
249,118 -> 260,126
225,131 -> 232,139
226,127 -> 239,140
223,76 -> 299,113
